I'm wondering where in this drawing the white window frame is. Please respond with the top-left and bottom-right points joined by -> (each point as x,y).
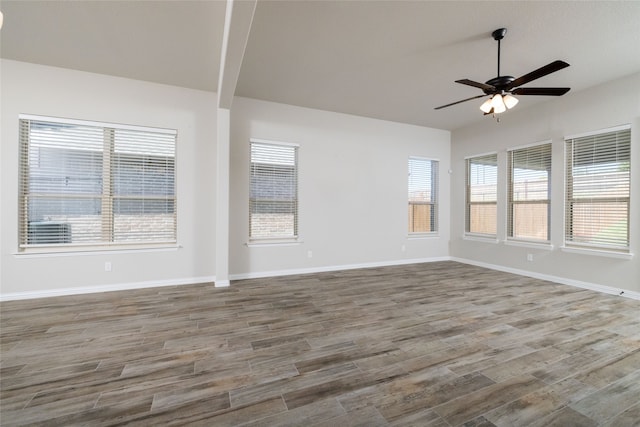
564,125 -> 631,253
249,138 -> 299,243
465,152 -> 498,238
507,142 -> 552,244
18,114 -> 177,253
408,156 -> 439,235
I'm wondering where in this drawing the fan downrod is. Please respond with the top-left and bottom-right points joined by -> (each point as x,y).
491,28 -> 508,83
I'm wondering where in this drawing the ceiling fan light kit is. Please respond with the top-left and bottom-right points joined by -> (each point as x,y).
503,93 -> 519,109
480,98 -> 493,113
480,92 -> 519,114
490,94 -> 507,114
435,27 -> 570,120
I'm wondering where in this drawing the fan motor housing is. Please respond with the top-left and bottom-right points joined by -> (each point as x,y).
484,76 -> 515,93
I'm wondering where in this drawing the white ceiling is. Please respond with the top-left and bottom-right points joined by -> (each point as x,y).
0,0 -> 226,91
2,1 -> 640,131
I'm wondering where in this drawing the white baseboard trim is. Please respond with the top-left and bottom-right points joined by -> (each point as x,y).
450,257 -> 640,301
229,257 -> 450,281
3,257 -> 637,302
0,258 -> 448,301
0,275 -> 216,302
214,280 -> 230,288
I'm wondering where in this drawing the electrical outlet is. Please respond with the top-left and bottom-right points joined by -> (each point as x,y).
527,254 -> 533,262
401,245 -> 406,252
105,261 -> 112,272
307,251 -> 313,258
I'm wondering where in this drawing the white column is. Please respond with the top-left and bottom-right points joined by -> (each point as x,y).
215,107 -> 231,287
214,0 -> 256,287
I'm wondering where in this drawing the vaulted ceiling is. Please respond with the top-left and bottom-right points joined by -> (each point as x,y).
2,1 -> 640,131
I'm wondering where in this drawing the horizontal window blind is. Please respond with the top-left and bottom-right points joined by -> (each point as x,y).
112,129 -> 176,243
408,157 -> 438,233
565,127 -> 630,250
466,153 -> 498,236
19,116 -> 177,250
250,141 -> 298,240
508,143 -> 551,241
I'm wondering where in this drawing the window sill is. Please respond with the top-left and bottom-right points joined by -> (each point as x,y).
407,233 -> 439,240
463,234 -> 499,244
560,246 -> 633,260
504,240 -> 554,250
246,238 -> 304,247
14,244 -> 181,258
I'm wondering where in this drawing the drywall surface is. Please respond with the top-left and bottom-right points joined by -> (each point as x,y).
451,72 -> 640,293
229,97 -> 451,277
0,60 -> 217,298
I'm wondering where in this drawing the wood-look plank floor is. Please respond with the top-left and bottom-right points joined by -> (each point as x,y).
1,261 -> 639,426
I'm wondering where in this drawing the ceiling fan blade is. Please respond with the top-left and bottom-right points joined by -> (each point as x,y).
511,87 -> 571,96
456,79 -> 496,92
434,94 -> 487,110
506,60 -> 570,90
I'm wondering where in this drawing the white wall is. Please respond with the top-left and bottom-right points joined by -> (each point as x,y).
450,72 -> 640,294
0,60 -> 218,298
1,62 -> 451,298
229,97 -> 451,278
4,59 -> 634,300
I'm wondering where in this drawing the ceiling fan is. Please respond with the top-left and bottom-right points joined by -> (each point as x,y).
435,28 -> 570,115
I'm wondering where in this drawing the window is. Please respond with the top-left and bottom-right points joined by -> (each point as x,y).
408,157 -> 438,233
19,115 -> 177,251
466,153 -> 498,236
565,126 -> 631,251
249,140 -> 298,240
508,143 -> 551,242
